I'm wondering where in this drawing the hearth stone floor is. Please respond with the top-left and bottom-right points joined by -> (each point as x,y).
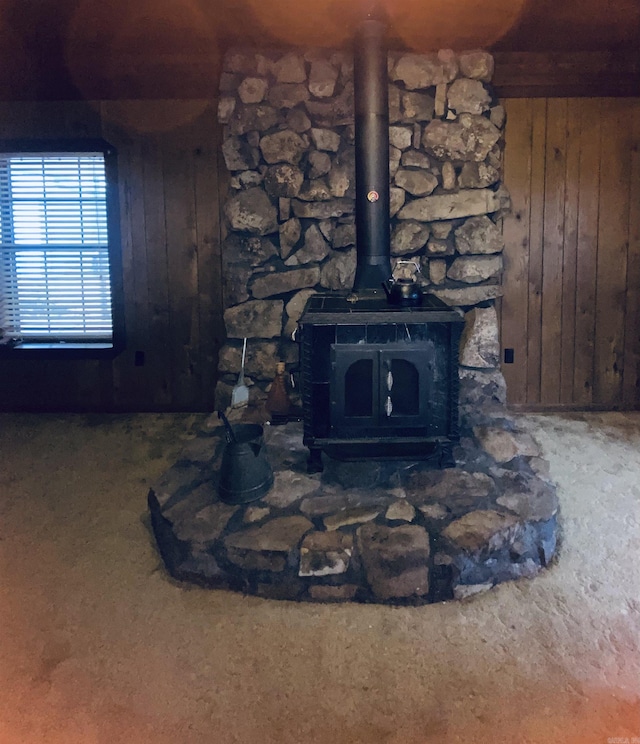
149,418 -> 559,605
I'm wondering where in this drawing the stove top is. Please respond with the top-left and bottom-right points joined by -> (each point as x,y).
304,291 -> 450,314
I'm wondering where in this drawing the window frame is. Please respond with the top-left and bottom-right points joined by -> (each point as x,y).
0,138 -> 125,359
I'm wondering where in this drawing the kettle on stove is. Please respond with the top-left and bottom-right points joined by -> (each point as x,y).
382,260 -> 423,307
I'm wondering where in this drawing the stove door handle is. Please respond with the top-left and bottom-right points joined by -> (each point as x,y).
385,396 -> 393,417
386,369 -> 393,391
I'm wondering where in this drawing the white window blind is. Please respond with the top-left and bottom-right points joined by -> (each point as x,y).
0,152 -> 114,345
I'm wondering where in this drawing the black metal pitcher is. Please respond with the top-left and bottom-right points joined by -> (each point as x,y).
218,421 -> 274,504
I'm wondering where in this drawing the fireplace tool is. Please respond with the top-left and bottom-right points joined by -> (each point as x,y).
217,411 -> 274,504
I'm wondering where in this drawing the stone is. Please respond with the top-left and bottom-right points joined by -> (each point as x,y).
392,52 -> 458,89
391,222 -> 430,256
496,473 -> 558,521
299,487 -> 390,517
285,224 -> 330,266
305,83 -> 354,127
319,248 -> 356,289
299,531 -> 353,577
224,516 -> 313,571
447,78 -> 491,115
309,584 -> 358,601
429,259 -> 447,285
280,195 -> 292,220
454,583 -> 493,600
238,76 -> 268,104
279,218 -> 301,259
297,179 -> 333,202
332,222 -> 356,249
401,149 -> 431,169
173,500 -> 238,545
385,500 -> 416,522
389,146 -> 401,177
401,91 -> 435,121
328,162 -> 352,198
406,469 -> 494,514
218,341 -> 279,381
394,169 -> 438,197
217,95 -> 236,124
418,503 -> 448,520
435,84 -> 447,117
222,136 -> 259,172
309,59 -> 338,98
224,300 -> 284,339
268,83 -> 310,109
430,221 -> 453,239
237,171 -> 263,188
263,470 -> 321,508
224,50 -> 256,75
307,150 -> 332,178
357,524 -> 430,600
458,367 -> 507,415
284,289 -> 317,336
324,508 -> 380,531
388,84 -> 401,122
292,198 -> 354,219
459,161 -> 500,189
219,71 -> 241,91
459,50 -> 494,82
432,285 -> 503,306
251,267 -> 320,299
389,187 -> 406,217
441,161 -> 456,190
222,263 -> 251,305
229,104 -> 280,135
260,130 -> 307,165
490,105 -> 506,129
422,115 -> 501,162
224,188 -> 278,235
318,219 -> 334,242
263,164 -> 304,198
447,255 -> 502,283
474,427 -> 542,463
310,127 -> 341,152
224,233 -> 278,268
397,189 -> 500,222
150,463 -> 207,510
389,126 -> 413,150
412,123 -> 422,148
425,239 -> 453,258
460,306 -> 500,368
285,107 -> 312,132
442,510 -> 521,554
455,215 -> 504,255
273,52 -> 307,83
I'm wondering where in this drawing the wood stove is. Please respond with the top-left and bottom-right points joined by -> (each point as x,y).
299,292 -> 464,471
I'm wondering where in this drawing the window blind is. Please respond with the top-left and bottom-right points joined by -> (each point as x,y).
0,153 -> 113,344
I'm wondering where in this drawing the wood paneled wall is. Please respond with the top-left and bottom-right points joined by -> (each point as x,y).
0,100 -> 226,411
501,97 -> 640,410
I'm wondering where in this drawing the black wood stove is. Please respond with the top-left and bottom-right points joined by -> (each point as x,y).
298,5 -> 464,472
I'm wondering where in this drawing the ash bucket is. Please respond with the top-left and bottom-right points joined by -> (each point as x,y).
218,422 -> 274,504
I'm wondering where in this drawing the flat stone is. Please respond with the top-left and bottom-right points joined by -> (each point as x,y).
458,51 -> 495,82
442,510 -> 521,553
309,60 -> 338,98
260,130 -> 307,165
292,198 -> 354,219
401,149 -> 431,169
175,500 -> 238,544
268,83 -> 310,109
222,136 -> 259,172
279,198 -> 291,221
300,488 -> 390,517
455,215 -> 504,254
406,469 -> 494,514
279,218 -> 301,259
224,188 -> 278,236
263,164 -> 304,198
251,267 -> 320,299
244,506 -> 271,524
224,300 -> 284,339
273,52 -> 307,83
422,114 -> 501,162
229,104 -> 280,135
431,285 -> 503,306
389,146 -> 401,177
390,187 -> 406,217
150,463 -> 207,509
474,426 -> 542,463
418,503 -> 449,520
391,221 -> 431,256
490,105 -> 506,129
224,233 -> 279,268
447,255 -> 503,283
430,221 -> 454,239
309,584 -> 358,601
428,259 -> 447,285
324,508 -> 380,531
453,583 -> 493,600
496,473 -> 559,521
459,306 -> 500,368
310,127 -> 341,153
319,248 -> 356,290
401,91 -> 435,121
357,524 -> 430,600
179,436 -> 220,464
435,83 -> 447,117
285,224 -> 330,266
224,516 -> 313,571
263,470 -> 321,508
392,52 -> 458,89
285,289 -> 316,330
447,78 -> 491,115
299,531 -> 353,576
389,126 -> 412,150
328,162 -> 352,198
458,367 -> 508,418
218,340 -> 279,381
333,222 -> 356,249
394,169 -> 438,197
297,179 -> 332,202
385,500 -> 416,522
305,83 -> 354,127
307,150 -> 332,178
236,171 -> 263,188
397,189 -> 500,222
285,107 -> 312,132
238,76 -> 268,104
459,161 -> 500,189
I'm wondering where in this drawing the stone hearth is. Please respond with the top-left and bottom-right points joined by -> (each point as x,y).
148,411 -> 558,604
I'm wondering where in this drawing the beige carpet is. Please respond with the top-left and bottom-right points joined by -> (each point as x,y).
0,411 -> 638,744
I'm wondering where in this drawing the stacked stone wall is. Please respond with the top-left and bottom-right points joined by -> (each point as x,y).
216,46 -> 510,412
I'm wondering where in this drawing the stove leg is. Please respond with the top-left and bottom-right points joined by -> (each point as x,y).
307,447 -> 324,474
439,443 -> 455,469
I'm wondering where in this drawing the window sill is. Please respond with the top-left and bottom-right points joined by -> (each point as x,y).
0,341 -> 124,359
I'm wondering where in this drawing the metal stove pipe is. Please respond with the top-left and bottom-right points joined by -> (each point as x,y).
352,7 -> 392,292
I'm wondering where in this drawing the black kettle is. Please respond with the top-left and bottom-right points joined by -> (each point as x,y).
383,260 -> 423,307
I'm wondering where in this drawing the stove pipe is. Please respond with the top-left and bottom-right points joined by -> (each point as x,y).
352,10 -> 392,292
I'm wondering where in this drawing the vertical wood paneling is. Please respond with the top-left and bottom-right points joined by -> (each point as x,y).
503,97 -> 640,410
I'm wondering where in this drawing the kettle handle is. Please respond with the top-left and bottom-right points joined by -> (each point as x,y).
392,259 -> 421,278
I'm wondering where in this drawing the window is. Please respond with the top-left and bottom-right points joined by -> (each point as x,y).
0,140 -> 123,355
